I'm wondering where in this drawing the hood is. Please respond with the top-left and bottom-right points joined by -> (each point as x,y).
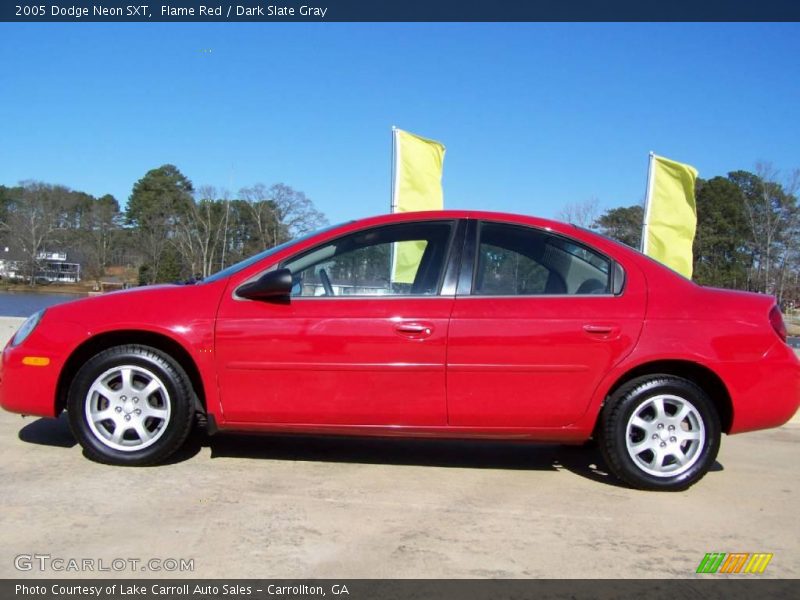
41,281 -> 226,329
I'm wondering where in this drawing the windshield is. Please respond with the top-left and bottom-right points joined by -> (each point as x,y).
203,222 -> 346,284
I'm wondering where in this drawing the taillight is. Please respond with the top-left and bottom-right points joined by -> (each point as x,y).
769,305 -> 787,343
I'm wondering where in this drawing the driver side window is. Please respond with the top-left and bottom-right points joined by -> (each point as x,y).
282,221 -> 454,297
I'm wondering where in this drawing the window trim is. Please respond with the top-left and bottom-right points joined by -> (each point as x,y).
441,219 -> 468,296
460,220 -> 626,298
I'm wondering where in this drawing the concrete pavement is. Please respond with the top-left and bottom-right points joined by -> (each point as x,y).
0,316 -> 798,578
0,317 -> 24,347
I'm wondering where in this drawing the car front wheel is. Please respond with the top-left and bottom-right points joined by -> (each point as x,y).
67,345 -> 195,465
598,375 -> 721,491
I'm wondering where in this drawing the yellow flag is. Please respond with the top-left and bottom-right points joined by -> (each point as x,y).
643,154 -> 698,279
391,128 -> 445,283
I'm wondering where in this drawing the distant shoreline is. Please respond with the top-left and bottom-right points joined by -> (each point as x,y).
0,285 -> 90,295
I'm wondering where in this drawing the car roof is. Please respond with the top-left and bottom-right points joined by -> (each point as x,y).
348,209 -> 572,232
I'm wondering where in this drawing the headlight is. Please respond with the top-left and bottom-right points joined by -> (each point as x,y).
11,310 -> 45,347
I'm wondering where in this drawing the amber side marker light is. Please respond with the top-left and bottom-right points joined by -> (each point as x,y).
22,357 -> 50,367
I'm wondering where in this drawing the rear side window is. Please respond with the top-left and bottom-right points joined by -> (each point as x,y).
474,222 -> 612,296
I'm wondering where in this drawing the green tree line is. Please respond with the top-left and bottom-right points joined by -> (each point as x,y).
586,166 -> 800,308
0,164 -> 327,286
3,163 -> 798,308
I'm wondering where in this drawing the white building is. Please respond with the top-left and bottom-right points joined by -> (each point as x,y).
0,247 -> 81,283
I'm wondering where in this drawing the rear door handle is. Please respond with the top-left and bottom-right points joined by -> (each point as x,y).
394,322 -> 434,338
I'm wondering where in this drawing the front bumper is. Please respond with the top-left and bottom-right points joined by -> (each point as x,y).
0,341 -> 63,418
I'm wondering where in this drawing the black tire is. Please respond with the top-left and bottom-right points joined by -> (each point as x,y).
597,375 -> 721,491
67,344 -> 195,466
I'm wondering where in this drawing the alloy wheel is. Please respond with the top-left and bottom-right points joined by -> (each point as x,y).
84,365 -> 172,452
624,394 -> 705,478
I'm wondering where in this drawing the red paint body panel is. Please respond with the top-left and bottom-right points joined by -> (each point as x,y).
0,314 -> 91,416
1,282 -> 224,419
0,210 -> 797,443
215,296 -> 453,424
447,256 -> 647,427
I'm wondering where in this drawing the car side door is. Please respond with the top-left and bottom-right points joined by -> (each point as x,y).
214,219 -> 462,426
447,220 -> 646,428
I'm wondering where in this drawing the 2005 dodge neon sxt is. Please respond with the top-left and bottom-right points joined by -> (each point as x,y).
1,211 -> 798,490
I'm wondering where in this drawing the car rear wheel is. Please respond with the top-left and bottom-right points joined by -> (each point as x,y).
598,375 -> 721,491
67,345 -> 195,465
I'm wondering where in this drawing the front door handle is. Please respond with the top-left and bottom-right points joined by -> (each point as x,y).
583,324 -> 613,334
394,322 -> 434,338
583,324 -> 620,340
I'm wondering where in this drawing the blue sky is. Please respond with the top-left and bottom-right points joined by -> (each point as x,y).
1,22 -> 798,224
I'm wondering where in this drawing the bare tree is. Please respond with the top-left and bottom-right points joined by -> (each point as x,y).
238,184 -> 281,250
173,185 -> 229,279
239,183 -> 327,250
738,163 -> 798,295
269,183 -> 327,237
219,188 -> 231,270
0,181 -> 66,285
755,163 -> 780,293
773,168 -> 800,304
557,197 -> 600,228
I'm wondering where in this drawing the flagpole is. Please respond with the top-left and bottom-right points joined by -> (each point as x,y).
640,151 -> 655,253
390,126 -> 398,213
389,126 -> 398,283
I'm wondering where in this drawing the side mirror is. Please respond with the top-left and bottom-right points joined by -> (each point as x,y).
237,268 -> 293,301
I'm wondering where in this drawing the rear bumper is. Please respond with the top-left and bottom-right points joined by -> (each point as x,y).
722,342 -> 800,434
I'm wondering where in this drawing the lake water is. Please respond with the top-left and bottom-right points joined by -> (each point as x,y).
0,291 -> 86,317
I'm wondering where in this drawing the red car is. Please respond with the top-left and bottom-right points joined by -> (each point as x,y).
1,211 -> 798,490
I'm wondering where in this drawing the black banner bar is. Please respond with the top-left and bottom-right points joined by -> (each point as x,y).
2,1 -> 800,23
3,580 -> 798,600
